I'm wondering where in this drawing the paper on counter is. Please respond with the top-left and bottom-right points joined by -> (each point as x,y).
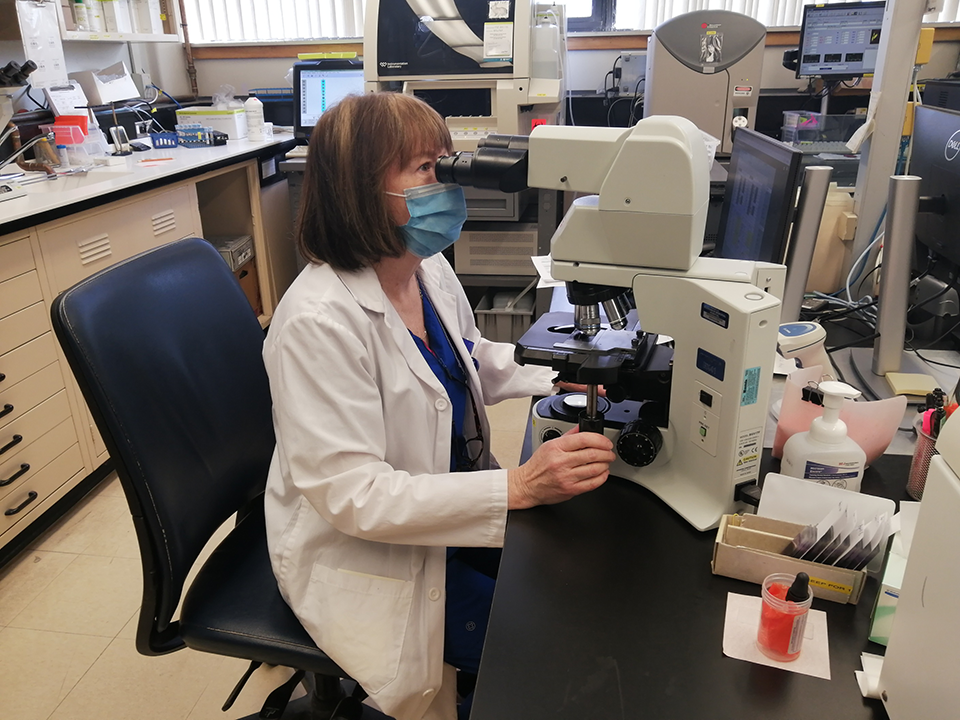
855,652 -> 884,699
722,592 -> 831,680
530,255 -> 564,289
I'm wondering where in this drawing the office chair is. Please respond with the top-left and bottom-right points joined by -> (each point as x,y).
51,237 -> 368,720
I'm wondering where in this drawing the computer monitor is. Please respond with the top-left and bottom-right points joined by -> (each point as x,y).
713,128 -> 804,264
796,1 -> 886,80
911,104 -> 960,268
293,59 -> 364,141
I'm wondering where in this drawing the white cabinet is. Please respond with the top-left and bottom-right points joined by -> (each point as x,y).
0,233 -> 84,546
37,183 -> 201,296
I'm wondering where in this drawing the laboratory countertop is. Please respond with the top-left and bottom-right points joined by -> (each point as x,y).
472,450 -> 905,720
0,133 -> 297,235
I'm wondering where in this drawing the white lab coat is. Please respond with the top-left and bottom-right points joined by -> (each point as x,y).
263,254 -> 554,720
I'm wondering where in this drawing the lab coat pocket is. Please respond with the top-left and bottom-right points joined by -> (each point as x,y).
308,563 -> 415,694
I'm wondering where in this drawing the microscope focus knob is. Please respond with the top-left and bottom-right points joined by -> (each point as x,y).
616,421 -> 663,467
540,427 -> 564,444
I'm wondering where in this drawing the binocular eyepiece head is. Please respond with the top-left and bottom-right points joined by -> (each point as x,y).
0,60 -> 38,87
436,134 -> 530,194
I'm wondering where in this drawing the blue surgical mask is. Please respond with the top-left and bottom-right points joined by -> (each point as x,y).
386,183 -> 468,258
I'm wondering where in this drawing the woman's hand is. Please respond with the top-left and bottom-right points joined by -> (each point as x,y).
506,428 -> 615,510
555,381 -> 606,397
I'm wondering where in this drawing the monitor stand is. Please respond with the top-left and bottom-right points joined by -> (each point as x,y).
848,347 -> 930,403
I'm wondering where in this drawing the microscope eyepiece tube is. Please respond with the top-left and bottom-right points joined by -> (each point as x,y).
435,145 -> 529,193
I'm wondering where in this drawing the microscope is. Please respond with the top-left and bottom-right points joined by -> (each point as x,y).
438,116 -> 786,531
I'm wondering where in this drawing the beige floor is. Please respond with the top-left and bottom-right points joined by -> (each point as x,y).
0,397 -> 532,720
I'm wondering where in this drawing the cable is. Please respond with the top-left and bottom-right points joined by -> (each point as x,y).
909,346 -> 960,369
606,96 -> 633,127
627,77 -> 645,127
826,332 -> 880,354
24,86 -> 46,110
150,84 -> 181,108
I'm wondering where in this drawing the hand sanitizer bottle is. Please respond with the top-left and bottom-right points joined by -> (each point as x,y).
781,381 -> 866,491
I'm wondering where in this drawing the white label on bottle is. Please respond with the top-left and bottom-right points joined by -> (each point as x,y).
788,611 -> 808,655
803,461 -> 860,488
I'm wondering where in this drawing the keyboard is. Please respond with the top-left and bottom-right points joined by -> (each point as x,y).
285,145 -> 309,158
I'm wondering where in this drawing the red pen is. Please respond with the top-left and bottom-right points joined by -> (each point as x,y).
922,409 -> 934,436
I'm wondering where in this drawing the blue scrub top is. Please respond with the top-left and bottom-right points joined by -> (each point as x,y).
410,281 -> 468,472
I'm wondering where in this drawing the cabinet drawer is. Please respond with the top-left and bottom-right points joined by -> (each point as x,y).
0,362 -> 64,431
0,390 -> 72,484
0,444 -> 83,538
38,184 -> 199,294
0,333 -> 58,391
0,302 -> 50,357
0,238 -> 35,284
0,270 -> 43,320
0,416 -> 78,503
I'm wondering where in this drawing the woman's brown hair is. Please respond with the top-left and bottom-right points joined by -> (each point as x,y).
296,92 -> 452,271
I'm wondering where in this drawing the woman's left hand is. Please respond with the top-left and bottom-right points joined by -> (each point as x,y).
555,381 -> 606,397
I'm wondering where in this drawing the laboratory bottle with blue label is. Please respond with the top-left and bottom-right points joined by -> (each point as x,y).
781,381 -> 866,492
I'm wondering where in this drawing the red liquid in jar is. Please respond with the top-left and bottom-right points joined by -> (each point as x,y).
757,582 -> 807,661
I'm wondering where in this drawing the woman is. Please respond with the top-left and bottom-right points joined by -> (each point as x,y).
263,92 -> 614,720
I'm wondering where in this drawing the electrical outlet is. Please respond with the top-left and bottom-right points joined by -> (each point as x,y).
619,52 -> 646,96
132,72 -> 152,98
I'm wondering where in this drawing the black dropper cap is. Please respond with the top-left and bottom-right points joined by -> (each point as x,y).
785,572 -> 810,603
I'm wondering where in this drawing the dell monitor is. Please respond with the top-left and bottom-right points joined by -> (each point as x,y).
713,128 -> 805,264
293,59 -> 364,141
797,1 -> 886,80
911,104 -> 960,269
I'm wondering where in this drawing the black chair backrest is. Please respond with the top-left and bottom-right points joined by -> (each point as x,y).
51,237 -> 275,654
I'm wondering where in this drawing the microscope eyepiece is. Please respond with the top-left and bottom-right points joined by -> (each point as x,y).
436,134 -> 530,193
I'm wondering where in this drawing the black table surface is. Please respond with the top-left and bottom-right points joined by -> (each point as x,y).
472,452 -> 911,720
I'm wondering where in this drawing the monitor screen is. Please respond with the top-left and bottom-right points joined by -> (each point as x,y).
293,59 -> 364,140
713,128 -> 804,264
911,105 -> 960,268
797,1 -> 886,79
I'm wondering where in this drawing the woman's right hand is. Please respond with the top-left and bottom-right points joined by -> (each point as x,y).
507,429 -> 616,510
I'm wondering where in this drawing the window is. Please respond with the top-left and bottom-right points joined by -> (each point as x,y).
181,0 -> 364,43
182,0 -> 958,43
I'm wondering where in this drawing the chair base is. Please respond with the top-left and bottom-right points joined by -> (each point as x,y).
234,675 -> 393,720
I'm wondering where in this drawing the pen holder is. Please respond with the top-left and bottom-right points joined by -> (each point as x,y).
907,415 -> 938,500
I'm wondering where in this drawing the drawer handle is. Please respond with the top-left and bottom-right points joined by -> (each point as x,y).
0,434 -> 23,456
0,463 -> 29,487
5,491 -> 38,516
0,404 -> 12,419
0,373 -> 5,382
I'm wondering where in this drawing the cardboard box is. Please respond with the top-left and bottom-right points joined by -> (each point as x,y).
68,62 -> 140,105
131,0 -> 164,34
234,259 -> 262,316
176,107 -> 247,140
712,514 -> 867,604
208,235 -> 254,272
100,0 -> 134,33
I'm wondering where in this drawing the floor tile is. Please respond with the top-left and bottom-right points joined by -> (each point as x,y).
0,549 -> 78,627
96,471 -> 126,499
0,627 -> 111,720
50,638 -> 223,720
31,490 -> 139,559
9,554 -> 142,637
488,396 -> 533,469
